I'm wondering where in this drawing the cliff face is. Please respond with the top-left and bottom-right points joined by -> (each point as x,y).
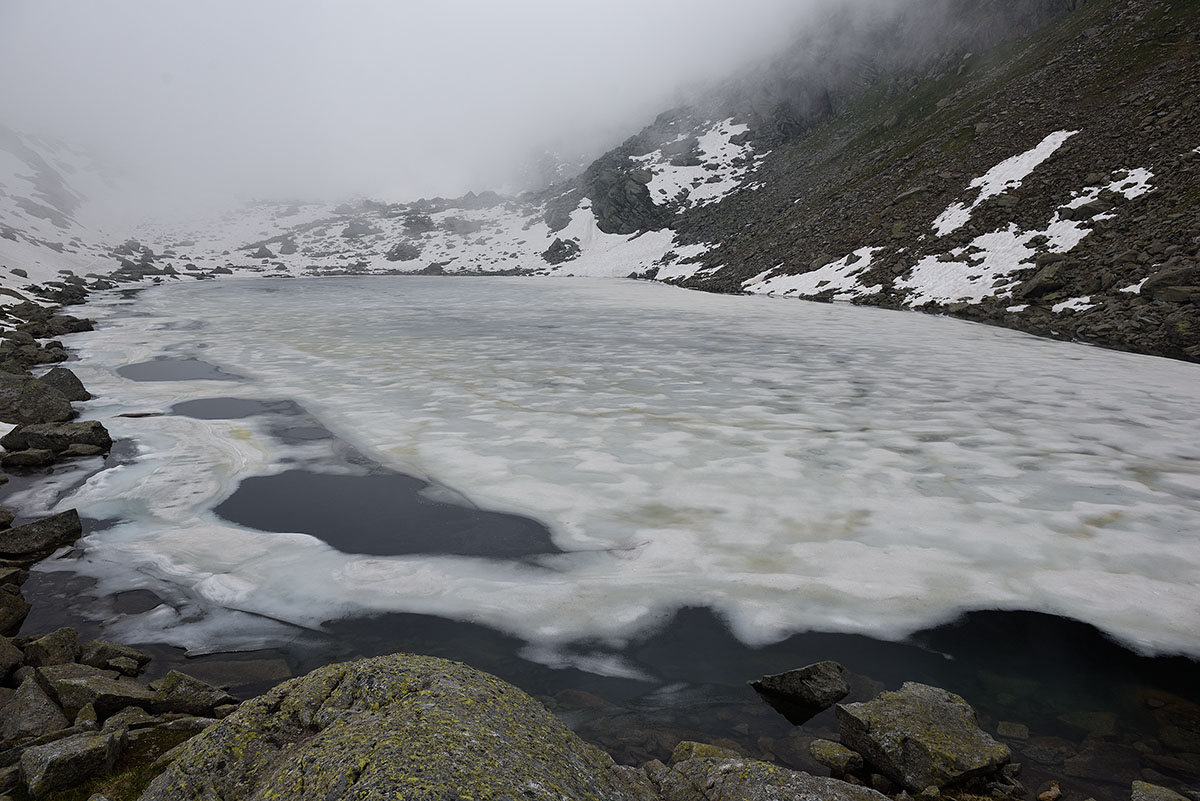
652,0 -> 1200,361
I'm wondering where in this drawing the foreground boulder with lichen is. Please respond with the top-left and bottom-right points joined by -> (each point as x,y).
140,653 -> 659,801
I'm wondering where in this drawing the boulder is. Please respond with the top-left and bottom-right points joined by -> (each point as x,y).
0,677 -> 70,744
140,653 -> 658,801
1131,780 -> 1191,801
385,241 -> 422,262
0,508 -> 15,530
542,237 -> 582,265
19,729 -> 124,798
22,628 -> 80,667
0,371 -> 74,424
1015,262 -> 1066,299
751,661 -> 850,724
0,635 -> 23,681
669,741 -> 740,764
1,421 -> 112,454
35,367 -> 91,402
0,448 -> 56,469
37,662 -> 156,719
835,682 -> 1011,791
80,640 -> 152,676
809,739 -> 864,774
0,510 -> 83,559
647,757 -> 890,801
149,670 -> 237,716
0,583 -> 31,635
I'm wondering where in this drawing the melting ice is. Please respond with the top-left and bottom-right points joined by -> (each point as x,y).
27,277 -> 1200,657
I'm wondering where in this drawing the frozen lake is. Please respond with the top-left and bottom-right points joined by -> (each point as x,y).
26,276 -> 1200,661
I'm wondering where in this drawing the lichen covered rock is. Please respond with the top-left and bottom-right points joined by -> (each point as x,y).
835,682 -> 1010,791
140,653 -> 659,801
647,757 -> 890,801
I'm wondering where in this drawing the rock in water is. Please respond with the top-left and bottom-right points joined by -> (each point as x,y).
1131,780 -> 1191,801
35,367 -> 91,401
750,660 -> 850,724
1,420 -> 112,453
0,509 -> 83,560
835,682 -> 1011,791
0,372 -> 73,425
140,653 -> 658,801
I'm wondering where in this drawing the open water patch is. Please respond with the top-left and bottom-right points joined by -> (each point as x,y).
214,470 -> 563,558
117,357 -> 243,382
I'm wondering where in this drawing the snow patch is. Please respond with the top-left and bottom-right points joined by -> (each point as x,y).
633,119 -> 763,210
1052,296 -> 1096,313
932,130 -> 1078,236
743,248 -> 882,299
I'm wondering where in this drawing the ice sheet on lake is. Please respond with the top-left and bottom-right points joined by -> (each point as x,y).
35,277 -> 1200,657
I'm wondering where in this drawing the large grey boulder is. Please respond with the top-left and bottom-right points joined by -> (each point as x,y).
36,662 -> 156,719
1131,780 -> 1191,801
0,371 -> 73,425
35,367 -> 91,402
750,660 -> 850,724
835,682 -> 1011,791
1,420 -> 112,453
22,627 -> 81,666
19,729 -> 124,798
0,509 -> 83,559
647,757 -> 890,801
149,670 -> 237,716
80,639 -> 152,676
0,677 -> 71,745
141,653 -> 658,801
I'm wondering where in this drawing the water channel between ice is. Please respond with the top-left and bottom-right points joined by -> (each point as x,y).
25,276 -> 1200,661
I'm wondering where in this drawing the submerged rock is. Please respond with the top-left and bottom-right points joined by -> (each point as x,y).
1131,780 -> 1191,801
836,682 -> 1011,791
751,660 -> 850,724
141,653 -> 658,801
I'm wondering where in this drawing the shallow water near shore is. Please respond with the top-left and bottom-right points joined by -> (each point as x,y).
8,275 -> 1200,795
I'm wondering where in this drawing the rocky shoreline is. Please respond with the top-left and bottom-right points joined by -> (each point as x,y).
0,287 -> 1198,800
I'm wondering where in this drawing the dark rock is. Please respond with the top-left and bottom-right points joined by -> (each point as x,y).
36,662 -> 156,719
248,245 -> 274,259
1,448 -> 56,469
1131,780 -> 1191,801
751,660 -> 850,724
22,628 -> 80,667
141,653 -> 658,801
669,741 -> 740,764
1,420 -> 112,454
1142,265 -> 1200,304
0,635 -> 22,681
149,671 -> 237,716
384,241 -> 422,262
0,566 -> 26,585
100,706 -> 157,732
0,510 -> 83,559
19,729 -> 124,798
1021,735 -> 1076,765
80,640 -> 152,676
1016,263 -> 1066,299
278,237 -> 298,255
647,757 -> 890,801
0,677 -> 70,745
0,509 -> 12,530
1063,741 -> 1142,783
543,237 -> 582,265
836,682 -> 1010,791
342,220 -> 381,238
0,584 -> 32,635
60,443 -> 105,458
0,372 -> 73,425
810,739 -> 864,774
35,367 -> 90,402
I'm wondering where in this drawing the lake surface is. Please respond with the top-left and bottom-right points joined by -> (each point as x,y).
14,276 -> 1200,793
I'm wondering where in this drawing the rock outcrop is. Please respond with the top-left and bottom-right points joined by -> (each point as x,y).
750,660 -> 850,724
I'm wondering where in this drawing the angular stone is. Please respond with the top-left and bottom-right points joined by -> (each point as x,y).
37,662 -> 156,719
0,566 -> 27,585
0,371 -> 73,425
0,509 -> 13,530
19,730 -> 123,798
61,443 -> 105,458
996,721 -> 1029,740
0,421 -> 112,454
810,739 -> 864,773
80,639 -> 151,676
101,706 -> 158,732
140,653 -> 659,801
669,741 -> 741,764
648,757 -> 890,801
0,510 -> 83,558
1063,741 -> 1141,783
835,682 -> 1010,791
1,448 -> 56,469
0,583 -> 31,636
34,367 -> 91,402
0,635 -> 22,682
23,628 -> 80,667
150,671 -> 237,716
1131,780 -> 1191,801
0,677 -> 70,745
751,661 -> 851,725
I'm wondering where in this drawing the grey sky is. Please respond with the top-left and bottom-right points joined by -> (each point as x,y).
1,1 -> 823,204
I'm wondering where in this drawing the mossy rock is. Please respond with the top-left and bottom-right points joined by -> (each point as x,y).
139,653 -> 657,801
